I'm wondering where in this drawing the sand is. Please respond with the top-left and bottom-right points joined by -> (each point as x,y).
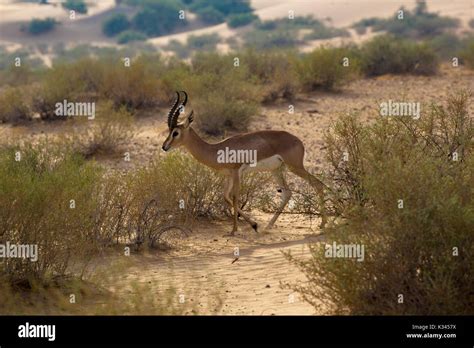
1,0 -> 472,56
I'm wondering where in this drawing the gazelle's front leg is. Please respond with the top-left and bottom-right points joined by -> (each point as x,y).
230,170 -> 240,235
223,175 -> 258,235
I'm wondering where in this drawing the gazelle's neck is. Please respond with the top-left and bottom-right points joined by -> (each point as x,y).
182,127 -> 217,167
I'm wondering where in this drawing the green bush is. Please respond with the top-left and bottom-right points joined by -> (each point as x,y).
296,47 -> 360,91
181,52 -> 261,135
62,0 -> 87,14
25,18 -> 58,35
99,55 -> 164,109
132,0 -> 184,37
428,33 -> 462,60
302,21 -> 349,40
194,6 -> 225,25
0,141 -> 101,285
103,13 -> 130,37
371,2 -> 458,39
286,92 -> 474,315
227,13 -> 258,28
460,41 -> 474,69
243,28 -> 299,50
187,34 -> 220,51
0,87 -> 30,123
73,102 -> 134,158
360,35 -> 438,76
117,30 -> 147,44
190,0 -> 252,17
32,58 -> 103,119
240,49 -> 299,101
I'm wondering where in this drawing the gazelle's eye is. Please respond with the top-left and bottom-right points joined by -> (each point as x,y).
172,131 -> 179,137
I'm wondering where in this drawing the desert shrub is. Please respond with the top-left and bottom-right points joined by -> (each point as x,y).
0,64 -> 34,87
243,16 -> 349,49
25,18 -> 58,35
0,49 -> 43,71
351,17 -> 384,35
428,33 -> 462,60
190,0 -> 252,25
240,49 -> 299,101
227,13 -> 258,28
187,34 -> 220,51
360,35 -> 438,76
460,41 -> 474,69
302,21 -> 349,40
173,52 -> 261,135
286,91 -> 474,315
103,13 -> 130,37
372,2 -> 458,39
194,6 -> 225,25
117,30 -> 147,44
0,141 -> 102,285
296,46 -> 360,91
100,55 -> 164,109
243,28 -> 299,50
73,102 -> 134,158
95,151 -> 229,247
31,58 -> 104,119
0,87 -> 30,123
164,40 -> 190,58
63,0 -> 87,14
132,0 -> 185,37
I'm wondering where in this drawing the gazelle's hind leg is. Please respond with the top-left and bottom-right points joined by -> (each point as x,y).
288,165 -> 327,229
265,166 -> 291,231
223,175 -> 258,234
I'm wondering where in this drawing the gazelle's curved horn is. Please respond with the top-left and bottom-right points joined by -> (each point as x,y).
180,90 -> 188,108
167,91 -> 180,129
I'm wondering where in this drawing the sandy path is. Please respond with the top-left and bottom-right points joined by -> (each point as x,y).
121,228 -> 323,315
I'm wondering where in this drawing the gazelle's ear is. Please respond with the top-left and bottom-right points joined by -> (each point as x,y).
182,110 -> 194,128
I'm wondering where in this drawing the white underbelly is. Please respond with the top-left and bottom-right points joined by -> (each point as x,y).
240,155 -> 283,175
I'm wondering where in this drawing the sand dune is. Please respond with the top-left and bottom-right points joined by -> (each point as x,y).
1,0 -> 472,49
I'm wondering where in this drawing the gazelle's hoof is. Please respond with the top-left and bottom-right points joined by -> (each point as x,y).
223,231 -> 236,237
251,223 -> 258,233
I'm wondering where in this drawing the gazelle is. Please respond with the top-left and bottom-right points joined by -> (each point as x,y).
162,91 -> 327,235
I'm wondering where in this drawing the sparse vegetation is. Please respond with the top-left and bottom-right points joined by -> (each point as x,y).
227,12 -> 258,28
0,87 -> 30,123
62,0 -> 88,14
360,35 -> 438,76
129,0 -> 186,37
189,0 -> 253,25
184,52 -> 261,135
371,1 -> 458,39
296,47 -> 360,91
102,13 -> 131,37
24,18 -> 58,35
460,40 -> 474,69
286,92 -> 474,315
117,30 -> 147,44
0,140 -> 101,285
243,16 -> 348,50
74,102 -> 134,158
